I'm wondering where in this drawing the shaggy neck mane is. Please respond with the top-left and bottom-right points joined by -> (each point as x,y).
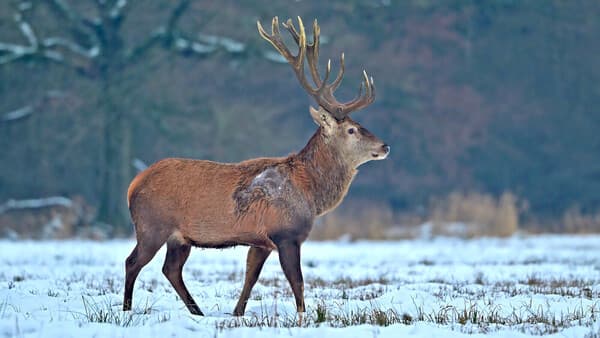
293,128 -> 357,216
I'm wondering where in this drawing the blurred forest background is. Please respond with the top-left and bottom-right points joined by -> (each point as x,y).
1,0 -> 599,239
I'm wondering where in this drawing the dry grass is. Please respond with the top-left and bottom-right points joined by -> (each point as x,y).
430,192 -> 519,237
309,192 -> 522,240
524,206 -> 600,234
73,296 -> 153,327
309,199 -> 395,240
562,207 -> 600,233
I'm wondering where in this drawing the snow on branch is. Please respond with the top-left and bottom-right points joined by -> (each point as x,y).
1,90 -> 68,122
0,196 -> 73,214
17,13 -> 38,47
44,0 -> 102,57
197,34 -> 245,54
48,0 -> 101,34
1,105 -> 34,122
109,0 -> 127,20
131,158 -> 148,173
172,35 -> 217,55
0,10 -> 40,64
0,1 -> 101,66
42,37 -> 99,59
126,0 -> 228,60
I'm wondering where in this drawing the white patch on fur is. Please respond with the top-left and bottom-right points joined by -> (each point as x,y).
250,168 -> 288,198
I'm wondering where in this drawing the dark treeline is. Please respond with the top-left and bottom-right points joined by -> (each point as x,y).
1,0 -> 599,233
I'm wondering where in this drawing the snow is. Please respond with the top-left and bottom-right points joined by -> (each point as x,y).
263,51 -> 288,63
131,158 -> 148,173
42,37 -> 99,59
0,235 -> 599,337
0,196 -> 72,214
0,105 -> 33,122
197,34 -> 246,53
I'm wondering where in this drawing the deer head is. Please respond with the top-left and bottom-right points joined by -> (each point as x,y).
258,17 -> 390,167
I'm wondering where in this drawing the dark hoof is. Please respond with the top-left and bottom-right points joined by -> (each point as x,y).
189,305 -> 204,316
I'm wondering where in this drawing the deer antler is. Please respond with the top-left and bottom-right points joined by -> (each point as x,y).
257,16 -> 375,120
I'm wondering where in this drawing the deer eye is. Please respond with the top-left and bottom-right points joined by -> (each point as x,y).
347,128 -> 355,135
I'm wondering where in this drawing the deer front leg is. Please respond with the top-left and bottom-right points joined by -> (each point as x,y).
233,246 -> 272,316
277,240 -> 305,319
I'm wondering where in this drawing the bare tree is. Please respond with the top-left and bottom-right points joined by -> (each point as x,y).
0,0 -> 223,231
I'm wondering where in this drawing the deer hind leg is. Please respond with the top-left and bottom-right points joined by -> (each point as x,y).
162,238 -> 203,315
123,234 -> 166,311
233,246 -> 272,316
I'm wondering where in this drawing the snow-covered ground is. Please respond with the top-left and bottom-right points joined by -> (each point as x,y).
1,235 -> 599,337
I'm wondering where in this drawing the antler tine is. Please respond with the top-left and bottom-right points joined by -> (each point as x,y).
283,18 -> 300,43
330,52 -> 345,91
296,17 -> 307,72
363,70 -> 372,98
318,59 -> 332,94
257,17 -> 299,69
271,16 -> 281,41
367,72 -> 376,101
307,19 -> 322,88
360,70 -> 376,105
278,17 -> 307,71
257,17 -> 288,61
283,18 -> 322,88
258,16 -> 315,94
342,70 -> 376,113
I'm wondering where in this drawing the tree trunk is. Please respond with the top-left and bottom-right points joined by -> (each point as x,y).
97,83 -> 132,234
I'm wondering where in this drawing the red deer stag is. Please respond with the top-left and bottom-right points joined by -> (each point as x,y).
123,16 -> 389,318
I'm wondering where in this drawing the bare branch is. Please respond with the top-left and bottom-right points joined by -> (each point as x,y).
3,0 -> 225,69
165,0 -> 191,35
124,27 -> 164,60
125,0 -> 218,61
45,0 -> 102,53
17,13 -> 38,47
47,0 -> 84,27
0,2 -> 101,69
0,9 -> 39,64
42,37 -> 100,59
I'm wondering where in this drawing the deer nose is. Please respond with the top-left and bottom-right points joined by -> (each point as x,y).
382,144 -> 390,154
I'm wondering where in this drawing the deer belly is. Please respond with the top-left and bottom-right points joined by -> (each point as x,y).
181,217 -> 276,250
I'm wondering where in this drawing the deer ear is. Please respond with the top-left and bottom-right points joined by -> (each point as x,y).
309,106 -> 336,133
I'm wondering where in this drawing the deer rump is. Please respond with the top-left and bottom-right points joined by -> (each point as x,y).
128,157 -> 314,251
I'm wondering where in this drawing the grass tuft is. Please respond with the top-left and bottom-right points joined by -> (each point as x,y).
72,296 -> 155,327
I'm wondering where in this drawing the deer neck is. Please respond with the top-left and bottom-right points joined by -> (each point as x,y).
295,128 -> 357,216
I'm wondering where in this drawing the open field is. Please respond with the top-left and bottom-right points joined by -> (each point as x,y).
1,235 -> 599,337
